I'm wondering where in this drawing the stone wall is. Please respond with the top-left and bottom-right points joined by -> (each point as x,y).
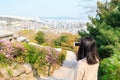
0,63 -> 36,80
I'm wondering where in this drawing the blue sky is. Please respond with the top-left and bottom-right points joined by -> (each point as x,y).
0,0 -> 105,20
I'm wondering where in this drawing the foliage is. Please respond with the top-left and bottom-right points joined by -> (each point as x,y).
0,54 -> 9,64
54,33 -> 79,51
35,31 -> 79,52
0,40 -> 64,76
99,52 -> 120,80
23,44 -> 38,63
54,35 -> 68,46
12,43 -> 25,57
0,40 -> 25,61
35,31 -> 45,44
98,43 -> 120,80
20,43 -> 47,75
58,49 -> 67,66
0,32 -> 76,77
60,33 -> 79,51
79,0 -> 120,59
78,0 -> 120,80
45,47 -> 60,76
45,47 -> 59,65
18,43 -> 62,76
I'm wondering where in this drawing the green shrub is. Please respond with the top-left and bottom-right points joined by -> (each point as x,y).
53,33 -> 79,52
99,53 -> 120,80
54,39 -> 62,46
58,49 -> 67,65
35,31 -> 45,44
11,42 -> 61,76
0,40 -> 65,76
54,35 -> 68,46
33,48 -> 48,76
60,36 -> 68,42
22,43 -> 48,76
0,54 -> 8,64
25,44 -> 39,63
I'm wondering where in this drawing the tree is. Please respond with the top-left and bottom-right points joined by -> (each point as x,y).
78,0 -> 120,79
79,0 -> 120,59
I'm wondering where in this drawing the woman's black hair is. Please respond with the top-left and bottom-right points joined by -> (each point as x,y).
77,36 -> 100,65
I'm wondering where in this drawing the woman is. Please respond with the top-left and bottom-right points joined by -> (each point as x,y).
74,36 -> 100,80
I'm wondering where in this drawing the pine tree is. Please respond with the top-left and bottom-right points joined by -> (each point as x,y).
78,0 -> 120,79
79,0 -> 120,59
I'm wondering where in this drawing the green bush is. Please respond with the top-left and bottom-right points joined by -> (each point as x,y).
0,40 -> 66,76
35,31 -> 45,44
99,46 -> 120,80
54,35 -> 68,46
0,54 -> 9,64
60,36 -> 68,42
23,43 -> 40,63
58,49 -> 67,65
19,43 -> 48,76
53,33 -> 79,52
54,39 -> 62,46
99,53 -> 120,80
33,48 -> 48,76
22,43 -> 61,76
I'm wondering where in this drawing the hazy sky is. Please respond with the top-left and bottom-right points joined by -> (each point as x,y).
0,0 -> 105,20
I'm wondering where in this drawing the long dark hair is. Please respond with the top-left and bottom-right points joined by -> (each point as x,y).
77,36 -> 100,65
